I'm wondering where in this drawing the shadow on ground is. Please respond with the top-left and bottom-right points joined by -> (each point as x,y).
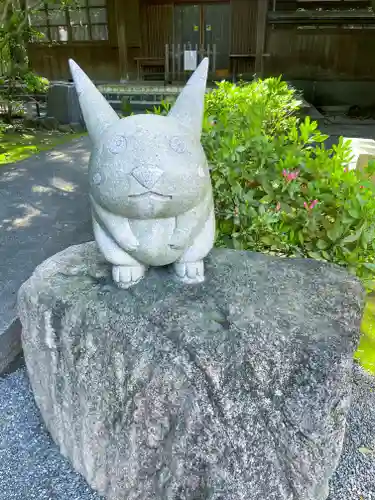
0,136 -> 93,335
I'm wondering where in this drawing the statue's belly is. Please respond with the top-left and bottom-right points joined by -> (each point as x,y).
129,218 -> 189,266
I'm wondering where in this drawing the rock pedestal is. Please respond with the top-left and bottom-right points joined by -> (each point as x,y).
18,243 -> 364,500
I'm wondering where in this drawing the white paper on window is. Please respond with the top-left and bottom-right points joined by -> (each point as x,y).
58,26 -> 68,42
183,51 -> 197,71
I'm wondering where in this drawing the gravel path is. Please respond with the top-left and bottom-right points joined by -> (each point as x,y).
328,364 -> 375,500
0,366 -> 102,500
0,364 -> 374,500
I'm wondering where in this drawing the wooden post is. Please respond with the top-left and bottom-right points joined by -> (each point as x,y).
165,44 -> 169,84
172,43 -> 175,81
177,43 -> 181,79
255,0 -> 268,77
114,0 -> 129,81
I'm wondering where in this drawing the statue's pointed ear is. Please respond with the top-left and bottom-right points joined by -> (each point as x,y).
168,57 -> 209,137
69,59 -> 119,145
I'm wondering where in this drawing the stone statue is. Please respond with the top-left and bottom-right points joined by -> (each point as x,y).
69,58 -> 215,289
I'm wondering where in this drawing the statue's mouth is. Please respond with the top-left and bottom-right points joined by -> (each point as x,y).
128,192 -> 172,201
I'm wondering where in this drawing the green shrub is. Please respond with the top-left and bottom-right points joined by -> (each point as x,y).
22,72 -> 49,94
0,120 -> 6,139
0,71 -> 49,123
202,78 -> 375,290
120,96 -> 133,117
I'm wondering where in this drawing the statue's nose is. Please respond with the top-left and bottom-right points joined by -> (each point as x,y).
131,166 -> 163,189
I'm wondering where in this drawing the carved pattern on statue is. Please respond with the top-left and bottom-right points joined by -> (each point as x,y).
169,136 -> 186,154
108,134 -> 127,154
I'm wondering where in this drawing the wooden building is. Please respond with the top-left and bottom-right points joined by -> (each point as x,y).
27,0 -> 375,83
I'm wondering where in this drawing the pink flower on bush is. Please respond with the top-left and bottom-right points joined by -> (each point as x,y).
343,167 -> 348,173
276,202 -> 281,212
304,199 -> 319,211
282,169 -> 300,181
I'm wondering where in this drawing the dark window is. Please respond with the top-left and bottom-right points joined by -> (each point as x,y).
29,0 -> 108,43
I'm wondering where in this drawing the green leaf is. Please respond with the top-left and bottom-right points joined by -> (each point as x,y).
327,223 -> 343,242
308,251 -> 323,261
260,236 -> 273,245
280,203 -> 293,213
360,228 -> 372,249
318,193 -> 336,203
260,195 -> 273,204
348,207 -> 361,219
232,238 -> 243,250
341,226 -> 364,245
316,239 -> 329,250
341,213 -> 354,225
258,204 -> 266,215
314,134 -> 329,143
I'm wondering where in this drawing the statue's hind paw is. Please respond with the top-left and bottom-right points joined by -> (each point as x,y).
112,264 -> 146,289
173,260 -> 204,284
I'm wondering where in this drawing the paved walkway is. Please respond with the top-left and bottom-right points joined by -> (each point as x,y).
321,120 -> 375,144
0,136 -> 93,370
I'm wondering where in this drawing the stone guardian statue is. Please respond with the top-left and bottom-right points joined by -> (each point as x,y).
69,58 -> 215,288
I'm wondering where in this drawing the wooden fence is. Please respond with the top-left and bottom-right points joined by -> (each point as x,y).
265,27 -> 375,81
265,0 -> 375,81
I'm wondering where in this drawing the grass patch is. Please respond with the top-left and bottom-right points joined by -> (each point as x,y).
356,295 -> 375,374
0,130 -> 86,165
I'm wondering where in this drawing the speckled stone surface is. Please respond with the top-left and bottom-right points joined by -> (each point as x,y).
69,58 -> 215,289
18,243 -> 364,500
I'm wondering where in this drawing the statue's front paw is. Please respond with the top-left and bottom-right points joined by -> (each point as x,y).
169,230 -> 187,250
173,261 -> 204,284
112,264 -> 146,289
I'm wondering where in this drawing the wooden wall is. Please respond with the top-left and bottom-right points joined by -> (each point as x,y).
265,27 -> 375,81
27,0 -> 174,80
140,3 -> 173,57
27,0 -> 120,81
28,44 -> 120,81
272,0 -> 370,9
264,0 -> 375,80
230,0 -> 259,74
27,0 -> 375,82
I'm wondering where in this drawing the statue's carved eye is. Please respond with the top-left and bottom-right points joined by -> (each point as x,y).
108,135 -> 127,154
170,136 -> 186,154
